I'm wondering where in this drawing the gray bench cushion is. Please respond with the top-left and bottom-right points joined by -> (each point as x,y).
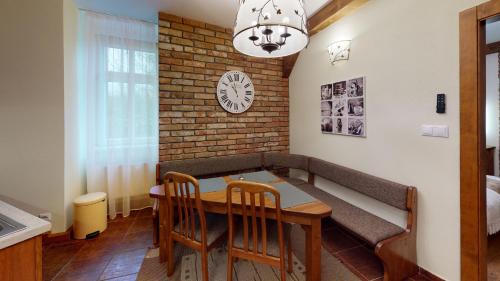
159,153 -> 262,182
263,152 -> 309,171
295,182 -> 405,245
308,158 -> 409,210
282,176 -> 308,186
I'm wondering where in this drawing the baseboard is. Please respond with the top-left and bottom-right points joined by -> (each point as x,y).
42,226 -> 73,245
419,266 -> 444,281
107,194 -> 153,214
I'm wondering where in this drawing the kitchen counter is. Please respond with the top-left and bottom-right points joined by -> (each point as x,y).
0,199 -> 51,249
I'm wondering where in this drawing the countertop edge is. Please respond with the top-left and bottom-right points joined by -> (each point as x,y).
0,200 -> 52,250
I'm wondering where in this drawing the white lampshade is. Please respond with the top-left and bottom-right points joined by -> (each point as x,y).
233,0 -> 309,58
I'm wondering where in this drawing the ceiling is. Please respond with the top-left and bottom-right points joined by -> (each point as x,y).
74,0 -> 331,27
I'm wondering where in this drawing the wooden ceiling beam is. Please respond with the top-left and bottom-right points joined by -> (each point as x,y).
308,0 -> 368,37
282,0 -> 369,78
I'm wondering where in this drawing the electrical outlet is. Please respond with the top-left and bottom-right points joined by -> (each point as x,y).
39,212 -> 52,221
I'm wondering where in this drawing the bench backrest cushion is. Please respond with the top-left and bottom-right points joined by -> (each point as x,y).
263,152 -> 309,171
159,153 -> 263,182
309,157 -> 409,210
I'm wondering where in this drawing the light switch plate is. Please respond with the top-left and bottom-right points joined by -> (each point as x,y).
421,125 -> 433,136
421,125 -> 449,138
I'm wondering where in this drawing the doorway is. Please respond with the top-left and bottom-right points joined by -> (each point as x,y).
460,1 -> 500,281
486,15 -> 500,280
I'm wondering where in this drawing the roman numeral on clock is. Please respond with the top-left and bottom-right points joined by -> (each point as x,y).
234,73 -> 239,81
246,91 -> 252,95
234,103 -> 239,111
227,75 -> 233,82
244,83 -> 251,88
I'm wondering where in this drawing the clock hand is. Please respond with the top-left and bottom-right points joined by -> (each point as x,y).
232,83 -> 238,98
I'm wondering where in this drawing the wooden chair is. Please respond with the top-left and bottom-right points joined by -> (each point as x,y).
164,171 -> 227,281
226,181 -> 292,281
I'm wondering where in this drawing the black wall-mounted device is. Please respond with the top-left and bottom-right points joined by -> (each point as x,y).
436,94 -> 446,114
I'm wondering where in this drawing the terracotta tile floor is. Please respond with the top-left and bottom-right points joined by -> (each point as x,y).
43,208 -> 153,281
43,209 -> 429,281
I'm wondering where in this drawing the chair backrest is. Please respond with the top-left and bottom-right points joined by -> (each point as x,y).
164,171 -> 206,244
226,181 -> 285,261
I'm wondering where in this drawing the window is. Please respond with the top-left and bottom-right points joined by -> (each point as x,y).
79,10 -> 159,218
104,46 -> 157,146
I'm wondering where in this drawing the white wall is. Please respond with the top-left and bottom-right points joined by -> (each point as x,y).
0,0 -> 65,232
0,0 -> 83,233
486,53 -> 500,177
289,0 -> 487,280
64,0 -> 85,229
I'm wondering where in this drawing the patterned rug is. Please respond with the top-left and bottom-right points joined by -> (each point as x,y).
137,225 -> 361,281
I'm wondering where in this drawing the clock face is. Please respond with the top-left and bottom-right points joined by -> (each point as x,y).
216,71 -> 254,114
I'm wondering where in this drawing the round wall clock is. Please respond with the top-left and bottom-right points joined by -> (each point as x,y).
216,70 -> 254,114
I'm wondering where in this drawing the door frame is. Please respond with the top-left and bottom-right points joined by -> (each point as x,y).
460,1 -> 500,280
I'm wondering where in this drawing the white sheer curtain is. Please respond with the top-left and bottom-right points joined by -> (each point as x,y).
78,11 -> 159,218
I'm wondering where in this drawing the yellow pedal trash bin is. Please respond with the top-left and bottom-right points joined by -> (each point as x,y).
73,192 -> 107,239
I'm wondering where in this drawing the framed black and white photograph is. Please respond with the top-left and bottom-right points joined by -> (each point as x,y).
333,81 -> 346,97
347,77 -> 364,97
321,77 -> 366,137
333,117 -> 347,134
321,101 -> 332,116
321,84 -> 332,100
332,98 -> 347,117
321,117 -> 333,133
348,98 -> 364,116
348,118 -> 364,136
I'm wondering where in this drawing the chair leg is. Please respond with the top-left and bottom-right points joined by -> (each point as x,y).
287,226 -> 293,273
167,235 -> 175,276
280,227 -> 288,281
201,248 -> 209,281
227,251 -> 234,281
152,211 -> 159,247
280,258 -> 287,281
287,233 -> 293,273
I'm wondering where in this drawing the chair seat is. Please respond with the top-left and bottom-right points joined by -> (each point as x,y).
295,183 -> 405,246
232,219 -> 290,257
174,213 -> 227,245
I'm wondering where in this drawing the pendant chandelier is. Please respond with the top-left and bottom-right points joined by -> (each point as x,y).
233,0 -> 309,58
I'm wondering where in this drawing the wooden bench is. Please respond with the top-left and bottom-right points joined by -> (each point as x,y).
264,153 -> 418,281
154,152 -> 418,281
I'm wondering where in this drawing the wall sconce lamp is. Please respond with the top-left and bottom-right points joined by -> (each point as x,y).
328,40 -> 351,64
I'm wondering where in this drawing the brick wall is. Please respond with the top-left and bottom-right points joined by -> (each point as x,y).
158,13 -> 289,161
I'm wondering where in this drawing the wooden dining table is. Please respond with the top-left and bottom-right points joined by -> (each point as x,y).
149,170 -> 332,281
